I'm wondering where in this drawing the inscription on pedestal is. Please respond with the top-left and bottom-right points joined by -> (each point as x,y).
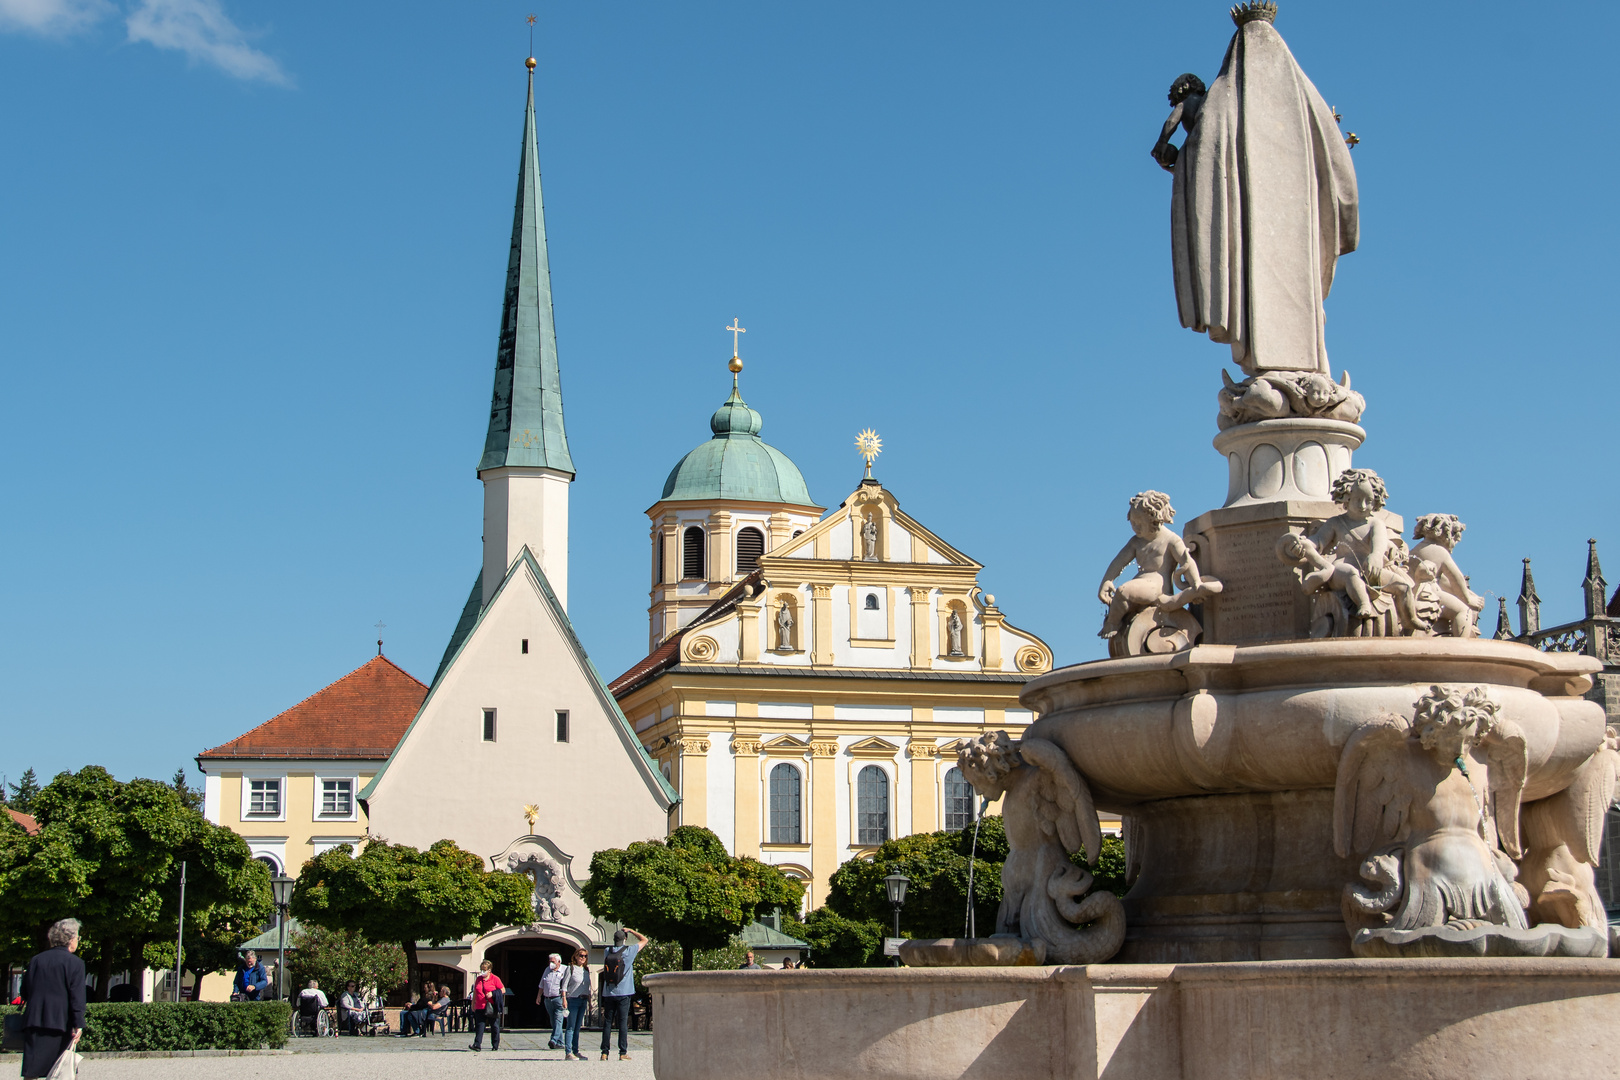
1211,526 -> 1302,643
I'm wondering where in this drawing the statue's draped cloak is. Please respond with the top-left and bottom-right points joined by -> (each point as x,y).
1172,20 -> 1358,375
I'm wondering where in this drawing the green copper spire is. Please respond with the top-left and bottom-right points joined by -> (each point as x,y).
479,61 -> 574,477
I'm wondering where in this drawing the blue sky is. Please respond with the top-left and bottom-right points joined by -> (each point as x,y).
3,1 -> 1616,787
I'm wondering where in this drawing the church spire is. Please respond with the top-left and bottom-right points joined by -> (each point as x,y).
479,57 -> 574,478
1582,538 -> 1606,619
1518,557 -> 1542,636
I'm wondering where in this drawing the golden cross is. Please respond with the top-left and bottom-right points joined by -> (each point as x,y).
725,318 -> 746,356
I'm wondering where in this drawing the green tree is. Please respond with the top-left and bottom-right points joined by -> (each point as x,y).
784,909 -> 883,968
289,838 -> 533,995
286,923 -> 407,1000
580,826 -> 804,971
170,769 -> 204,813
6,769 -> 41,814
0,767 -> 272,999
632,936 -> 749,979
825,822 -> 1005,939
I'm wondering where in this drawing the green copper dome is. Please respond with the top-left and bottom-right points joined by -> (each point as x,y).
660,385 -> 817,507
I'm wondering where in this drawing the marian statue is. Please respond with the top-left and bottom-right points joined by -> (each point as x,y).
1152,3 -> 1358,376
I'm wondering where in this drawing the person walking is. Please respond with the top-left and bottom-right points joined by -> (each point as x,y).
19,918 -> 86,1079
468,960 -> 505,1052
537,952 -> 566,1051
561,948 -> 591,1061
737,950 -> 762,970
598,927 -> 645,1061
232,950 -> 269,1000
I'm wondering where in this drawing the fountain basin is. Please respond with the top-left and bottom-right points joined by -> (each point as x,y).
1017,639 -> 1604,961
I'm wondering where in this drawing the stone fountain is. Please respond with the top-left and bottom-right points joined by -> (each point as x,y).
648,7 -> 1620,1078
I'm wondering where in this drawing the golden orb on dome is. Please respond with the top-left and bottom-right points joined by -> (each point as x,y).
525,56 -> 537,70
728,354 -> 744,375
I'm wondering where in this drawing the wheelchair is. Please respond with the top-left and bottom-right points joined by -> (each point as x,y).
290,995 -> 333,1038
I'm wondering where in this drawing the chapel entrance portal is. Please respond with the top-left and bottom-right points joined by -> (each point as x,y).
490,938 -> 575,1030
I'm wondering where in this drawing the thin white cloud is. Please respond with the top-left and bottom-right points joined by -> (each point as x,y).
0,0 -> 112,35
125,0 -> 290,85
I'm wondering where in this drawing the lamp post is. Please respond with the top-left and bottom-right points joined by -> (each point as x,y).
269,875 -> 295,1000
883,871 -> 909,966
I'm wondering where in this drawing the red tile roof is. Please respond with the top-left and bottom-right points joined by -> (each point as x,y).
6,808 -> 39,836
199,655 -> 427,761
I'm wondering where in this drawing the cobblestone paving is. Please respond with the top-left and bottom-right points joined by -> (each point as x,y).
18,1032 -> 656,1079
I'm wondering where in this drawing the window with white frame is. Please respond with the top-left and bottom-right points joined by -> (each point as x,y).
943,767 -> 975,832
247,778 -> 281,817
768,763 -> 802,844
856,765 -> 889,845
319,778 -> 354,817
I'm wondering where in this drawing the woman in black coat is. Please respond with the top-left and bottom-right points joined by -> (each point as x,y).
19,918 -> 86,1079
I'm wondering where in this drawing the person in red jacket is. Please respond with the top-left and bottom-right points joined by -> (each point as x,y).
468,960 -> 505,1052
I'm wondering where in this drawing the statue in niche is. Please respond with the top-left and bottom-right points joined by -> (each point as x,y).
947,609 -> 964,657
775,601 -> 794,651
1516,726 -> 1620,937
861,515 -> 879,561
955,731 -> 1124,964
1097,490 -> 1222,658
1278,469 -> 1426,638
503,848 -> 570,924
1408,514 -> 1484,638
1216,368 -> 1365,429
1152,3 -> 1358,378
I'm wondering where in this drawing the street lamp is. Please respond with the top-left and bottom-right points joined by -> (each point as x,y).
269,875 -> 295,1000
884,872 -> 909,966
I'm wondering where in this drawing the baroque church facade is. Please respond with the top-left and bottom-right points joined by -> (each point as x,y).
612,359 -> 1054,908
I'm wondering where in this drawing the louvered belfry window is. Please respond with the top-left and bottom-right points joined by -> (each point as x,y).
857,765 -> 889,845
683,526 -> 706,580
736,527 -> 765,573
769,762 -> 802,844
943,767 -> 975,832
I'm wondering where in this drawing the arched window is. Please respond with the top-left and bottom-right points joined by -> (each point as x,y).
857,765 -> 889,845
864,593 -> 880,611
769,763 -> 802,844
682,526 -> 706,580
736,527 -> 765,573
943,767 -> 976,832
255,855 -> 281,875
656,532 -> 665,583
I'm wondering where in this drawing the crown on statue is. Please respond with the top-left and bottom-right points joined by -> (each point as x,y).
1230,1 -> 1277,26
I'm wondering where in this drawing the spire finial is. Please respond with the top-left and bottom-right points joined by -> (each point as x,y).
725,317 -> 746,390
855,428 -> 883,480
526,13 -> 537,71
374,620 -> 386,656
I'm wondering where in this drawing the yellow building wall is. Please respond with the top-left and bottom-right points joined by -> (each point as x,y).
212,767 -> 377,878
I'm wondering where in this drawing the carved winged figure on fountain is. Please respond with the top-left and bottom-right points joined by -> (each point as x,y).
1517,724 -> 1620,952
1334,685 -> 1608,957
1097,490 -> 1222,657
953,732 -> 1125,964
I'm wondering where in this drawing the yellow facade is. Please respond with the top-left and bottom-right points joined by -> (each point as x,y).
614,477 -> 1053,908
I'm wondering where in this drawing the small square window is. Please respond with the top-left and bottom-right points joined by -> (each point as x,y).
320,779 -> 353,817
247,778 -> 281,817
521,639 -> 529,654
483,708 -> 497,742
555,710 -> 569,743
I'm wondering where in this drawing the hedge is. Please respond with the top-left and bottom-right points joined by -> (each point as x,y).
0,1002 -> 290,1052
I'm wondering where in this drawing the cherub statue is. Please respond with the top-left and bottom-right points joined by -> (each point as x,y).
1334,686 -> 1530,952
1217,369 -> 1366,429
1516,726 -> 1620,935
955,732 -> 1124,964
1097,490 -> 1222,657
1278,468 -> 1426,637
1405,514 -> 1485,637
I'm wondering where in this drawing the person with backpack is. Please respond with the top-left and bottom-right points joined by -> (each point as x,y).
598,927 -> 646,1061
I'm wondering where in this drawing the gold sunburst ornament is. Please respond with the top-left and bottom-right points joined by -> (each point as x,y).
522,804 -> 540,835
855,428 -> 882,479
